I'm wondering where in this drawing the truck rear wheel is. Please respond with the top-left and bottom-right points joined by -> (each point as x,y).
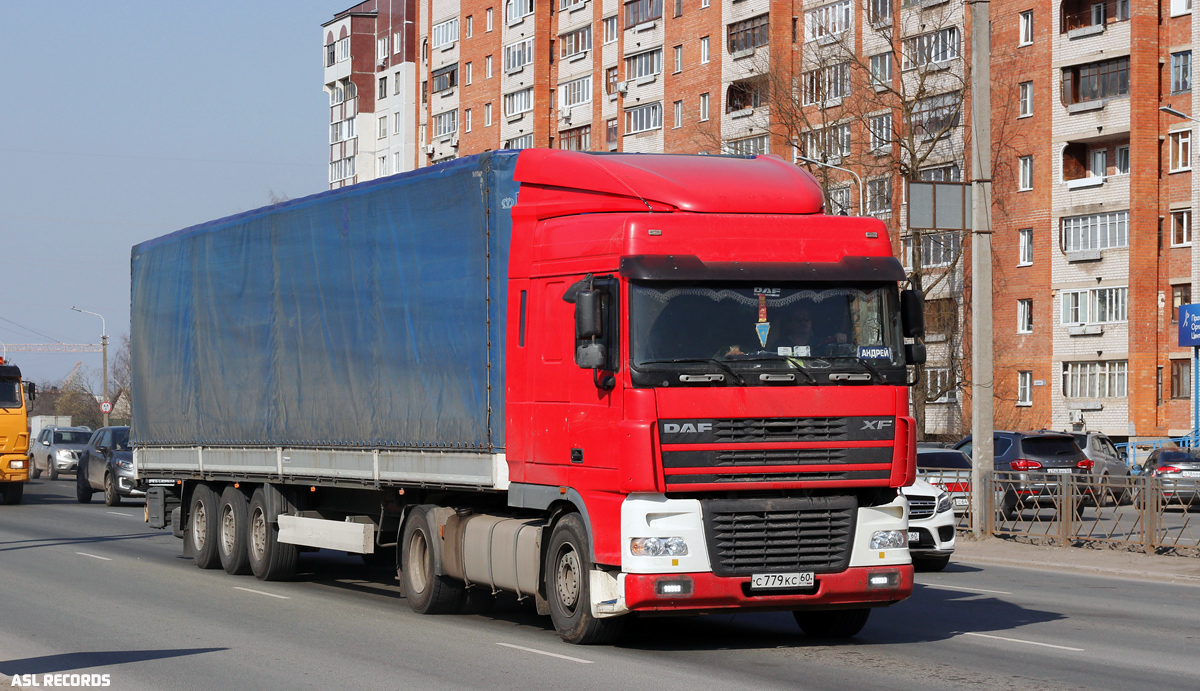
218,486 -> 251,575
190,484 -> 222,569
545,513 -> 625,645
247,487 -> 298,581
793,608 -> 871,638
1,482 -> 23,505
401,505 -> 464,614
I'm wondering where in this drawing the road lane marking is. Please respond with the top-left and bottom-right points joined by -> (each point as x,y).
925,584 -> 1013,595
495,642 -> 594,664
76,552 -> 112,561
107,511 -> 136,517
963,632 -> 1084,652
233,587 -> 290,600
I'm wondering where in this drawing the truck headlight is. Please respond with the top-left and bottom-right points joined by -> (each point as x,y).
10,459 -> 25,469
115,459 -> 133,470
630,537 -> 689,557
870,530 -> 907,549
936,491 -> 953,514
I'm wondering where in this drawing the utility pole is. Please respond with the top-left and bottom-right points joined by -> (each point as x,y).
969,0 -> 994,538
72,307 -> 109,427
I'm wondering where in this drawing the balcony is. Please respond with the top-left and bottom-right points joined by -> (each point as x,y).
1060,0 -> 1130,35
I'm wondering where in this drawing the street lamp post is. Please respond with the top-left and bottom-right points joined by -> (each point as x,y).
71,307 -> 108,427
795,155 -> 865,216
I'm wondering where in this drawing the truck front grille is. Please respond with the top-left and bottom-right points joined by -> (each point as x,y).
701,496 -> 857,577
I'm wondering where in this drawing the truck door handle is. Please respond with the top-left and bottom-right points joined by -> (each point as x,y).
759,373 -> 795,382
829,373 -> 871,381
570,448 -> 584,464
679,374 -> 724,382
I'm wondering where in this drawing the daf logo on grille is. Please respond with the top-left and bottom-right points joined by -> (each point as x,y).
861,419 -> 893,430
663,422 -> 713,434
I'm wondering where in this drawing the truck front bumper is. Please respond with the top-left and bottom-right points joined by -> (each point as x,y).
623,565 -> 914,613
1,454 -> 30,483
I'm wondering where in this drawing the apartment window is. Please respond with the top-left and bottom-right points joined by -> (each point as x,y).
337,37 -> 350,63
919,232 -> 961,268
325,41 -> 336,67
869,54 -> 892,88
1019,81 -> 1033,117
378,76 -> 388,99
1019,11 -> 1033,46
912,92 -> 961,138
607,118 -> 618,145
329,156 -> 355,183
869,113 -> 892,151
329,118 -> 355,144
920,163 -> 962,182
868,0 -> 893,25
1171,361 -> 1192,399
1017,299 -> 1033,333
1090,148 -> 1107,177
802,63 -> 851,105
561,26 -> 592,58
1172,209 -> 1193,246
1062,210 -> 1129,251
625,101 -> 663,133
486,55 -> 493,78
1170,130 -> 1192,172
487,7 -> 494,31
432,65 -> 458,93
699,92 -> 710,121
726,76 -> 767,112
378,117 -> 387,139
701,0 -> 710,6
393,112 -> 401,134
725,135 -> 769,156
902,27 -> 960,70
377,36 -> 389,60
465,62 -> 473,85
393,32 -> 403,55
626,48 -> 663,79
606,67 -> 619,95
1115,145 -> 1129,174
507,0 -> 534,24
673,100 -> 683,128
1018,228 -> 1033,265
866,178 -> 892,214
466,15 -> 473,38
560,76 -> 593,107
1173,284 -> 1192,322
1061,57 -> 1129,105
561,0 -> 585,8
485,102 -> 493,126
625,0 -> 663,28
604,17 -> 618,43
674,0 -> 682,17
1062,361 -> 1128,399
728,14 -> 770,54
805,0 -> 852,41
673,45 -> 683,73
505,38 -> 535,71
421,81 -> 428,104
394,72 -> 402,95
506,134 -> 534,149
1017,371 -> 1033,405
559,125 -> 591,151
393,151 -> 402,173
433,109 -> 458,137
828,187 -> 852,215
1018,156 -> 1033,190
700,37 -> 710,64
1170,0 -> 1192,16
432,18 -> 459,49
505,88 -> 534,116
926,368 -> 957,404
803,123 -> 851,161
465,108 -> 472,132
1060,287 -> 1128,324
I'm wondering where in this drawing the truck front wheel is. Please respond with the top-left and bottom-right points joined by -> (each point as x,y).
401,505 -> 463,614
218,486 -> 251,575
189,484 -> 221,569
247,487 -> 298,581
793,608 -> 871,638
545,513 -> 625,645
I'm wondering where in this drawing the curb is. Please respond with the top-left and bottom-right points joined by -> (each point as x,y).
954,553 -> 1200,585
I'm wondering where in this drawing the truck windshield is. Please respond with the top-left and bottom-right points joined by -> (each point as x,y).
0,379 -> 20,408
629,281 -> 903,380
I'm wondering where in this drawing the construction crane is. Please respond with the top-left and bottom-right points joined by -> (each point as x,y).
1,343 -> 102,353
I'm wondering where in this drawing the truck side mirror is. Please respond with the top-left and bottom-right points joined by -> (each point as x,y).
574,290 -> 602,340
905,343 -> 927,365
25,382 -> 36,402
901,289 -> 925,339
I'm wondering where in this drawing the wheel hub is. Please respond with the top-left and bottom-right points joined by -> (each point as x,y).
221,505 -> 236,555
556,548 -> 581,610
192,501 -> 207,551
250,508 -> 267,561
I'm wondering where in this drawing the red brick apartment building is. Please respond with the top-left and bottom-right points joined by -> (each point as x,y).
322,0 -> 1197,444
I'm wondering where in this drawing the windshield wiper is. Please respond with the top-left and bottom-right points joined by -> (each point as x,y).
852,357 -> 886,384
722,354 -> 818,383
638,358 -> 746,385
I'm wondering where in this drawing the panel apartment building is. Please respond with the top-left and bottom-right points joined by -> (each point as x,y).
989,0 -> 1198,444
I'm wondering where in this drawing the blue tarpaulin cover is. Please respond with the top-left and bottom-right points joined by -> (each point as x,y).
130,152 -> 518,450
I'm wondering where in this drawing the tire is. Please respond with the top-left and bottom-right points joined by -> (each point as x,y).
76,471 -> 94,503
794,608 -> 871,638
189,484 -> 222,569
49,463 -> 59,481
914,555 -> 951,572
545,513 -> 625,645
29,459 -> 40,480
218,486 -> 252,575
103,473 -> 121,507
1,483 -> 23,505
402,505 -> 464,614
247,486 -> 298,581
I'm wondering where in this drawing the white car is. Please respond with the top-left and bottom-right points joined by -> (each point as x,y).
901,479 -> 956,571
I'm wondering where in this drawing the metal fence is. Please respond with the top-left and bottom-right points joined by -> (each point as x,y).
917,469 -> 1200,556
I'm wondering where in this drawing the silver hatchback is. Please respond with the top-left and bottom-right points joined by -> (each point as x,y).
29,426 -> 92,480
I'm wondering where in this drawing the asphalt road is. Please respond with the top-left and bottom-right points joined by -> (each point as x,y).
2,479 -> 1198,691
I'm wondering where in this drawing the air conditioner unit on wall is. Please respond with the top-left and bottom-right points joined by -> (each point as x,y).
617,81 -> 629,94
1069,410 -> 1084,424
423,145 -> 435,155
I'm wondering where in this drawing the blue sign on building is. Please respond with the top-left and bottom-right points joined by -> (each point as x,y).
1179,303 -> 1200,347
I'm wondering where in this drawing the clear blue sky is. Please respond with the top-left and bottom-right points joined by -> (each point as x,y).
0,1 -> 340,385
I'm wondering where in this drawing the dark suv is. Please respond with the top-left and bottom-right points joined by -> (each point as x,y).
954,431 -> 1090,518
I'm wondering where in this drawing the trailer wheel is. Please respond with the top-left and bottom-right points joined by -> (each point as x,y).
247,487 -> 298,581
218,486 -> 251,575
1,483 -> 23,505
190,484 -> 221,569
545,513 -> 625,645
794,608 -> 871,638
401,505 -> 463,614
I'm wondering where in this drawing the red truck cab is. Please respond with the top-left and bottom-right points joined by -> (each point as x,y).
501,151 -> 922,639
